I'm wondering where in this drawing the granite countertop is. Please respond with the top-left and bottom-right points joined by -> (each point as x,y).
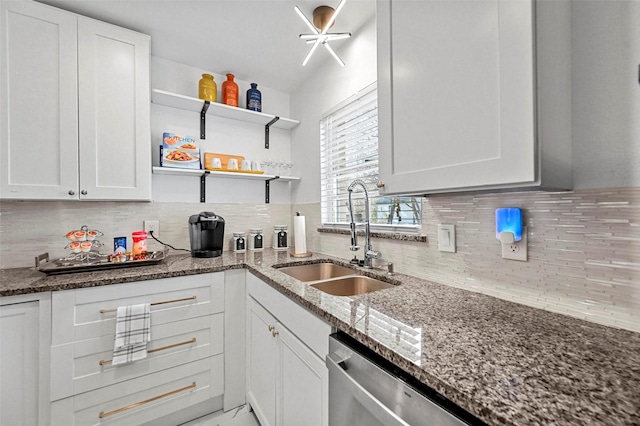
2,250 -> 639,425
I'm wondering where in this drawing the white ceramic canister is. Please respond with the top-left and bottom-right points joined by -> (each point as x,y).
249,228 -> 264,251
273,225 -> 288,250
233,232 -> 246,252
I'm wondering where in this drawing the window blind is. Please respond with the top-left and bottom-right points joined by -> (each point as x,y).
320,84 -> 421,230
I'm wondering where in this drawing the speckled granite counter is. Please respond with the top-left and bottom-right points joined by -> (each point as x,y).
2,250 -> 639,425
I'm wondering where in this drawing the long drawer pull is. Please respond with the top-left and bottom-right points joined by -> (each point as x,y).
98,382 -> 196,418
99,337 -> 197,366
99,296 -> 197,313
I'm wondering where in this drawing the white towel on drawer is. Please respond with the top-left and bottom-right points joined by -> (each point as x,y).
112,303 -> 151,365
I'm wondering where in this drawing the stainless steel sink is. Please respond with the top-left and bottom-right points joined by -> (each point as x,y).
310,276 -> 394,296
277,262 -> 355,282
275,262 -> 396,296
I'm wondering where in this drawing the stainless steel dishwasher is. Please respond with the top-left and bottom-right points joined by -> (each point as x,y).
327,333 -> 485,426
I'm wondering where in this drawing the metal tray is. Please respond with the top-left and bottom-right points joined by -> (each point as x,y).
35,250 -> 166,275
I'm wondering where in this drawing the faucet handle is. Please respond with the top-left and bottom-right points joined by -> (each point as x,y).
365,250 -> 381,259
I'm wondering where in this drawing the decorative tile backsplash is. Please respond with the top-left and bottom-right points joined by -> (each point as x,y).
0,201 -> 292,268
297,187 -> 640,333
1,187 -> 638,333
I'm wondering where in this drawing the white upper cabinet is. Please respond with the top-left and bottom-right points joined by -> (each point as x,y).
376,0 -> 572,195
0,1 -> 151,201
0,1 -> 79,200
77,18 -> 151,200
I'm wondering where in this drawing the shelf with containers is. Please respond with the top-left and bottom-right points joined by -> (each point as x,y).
151,88 -> 301,203
151,89 -> 300,147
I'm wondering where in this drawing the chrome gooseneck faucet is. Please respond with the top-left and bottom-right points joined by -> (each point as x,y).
347,179 -> 381,268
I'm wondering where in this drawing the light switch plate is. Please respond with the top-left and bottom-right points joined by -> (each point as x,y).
438,224 -> 456,253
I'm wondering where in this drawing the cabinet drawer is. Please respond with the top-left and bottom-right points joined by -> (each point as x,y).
50,356 -> 223,426
51,313 -> 223,401
52,273 -> 224,345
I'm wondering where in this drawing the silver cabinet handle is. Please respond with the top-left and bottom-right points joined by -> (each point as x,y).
81,189 -> 88,195
326,353 -> 411,426
68,190 -> 75,196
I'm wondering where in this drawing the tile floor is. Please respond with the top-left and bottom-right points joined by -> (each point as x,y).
180,406 -> 260,426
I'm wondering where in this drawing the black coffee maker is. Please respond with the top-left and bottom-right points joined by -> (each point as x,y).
188,212 -> 225,258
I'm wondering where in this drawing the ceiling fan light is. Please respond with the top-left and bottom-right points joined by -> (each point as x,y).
296,0 -> 348,66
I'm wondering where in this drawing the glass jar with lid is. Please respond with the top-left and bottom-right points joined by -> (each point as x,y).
233,232 -> 246,252
249,228 -> 263,251
273,225 -> 288,250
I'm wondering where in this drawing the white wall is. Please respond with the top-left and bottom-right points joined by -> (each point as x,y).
290,17 -> 378,204
572,0 -> 640,189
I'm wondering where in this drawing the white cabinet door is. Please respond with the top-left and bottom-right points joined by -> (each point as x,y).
246,298 -> 278,426
279,323 -> 328,426
78,17 -> 151,200
246,274 -> 331,426
0,301 -> 40,426
377,0 -> 538,194
0,1 -> 79,199
0,1 -> 151,201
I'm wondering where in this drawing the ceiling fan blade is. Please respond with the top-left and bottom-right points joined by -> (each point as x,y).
294,5 -> 319,34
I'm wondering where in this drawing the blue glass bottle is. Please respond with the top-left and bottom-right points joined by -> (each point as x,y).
246,83 -> 262,112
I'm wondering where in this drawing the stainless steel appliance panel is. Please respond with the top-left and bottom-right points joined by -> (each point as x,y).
328,334 -> 476,426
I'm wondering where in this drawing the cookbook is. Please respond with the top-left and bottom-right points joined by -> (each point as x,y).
160,132 -> 201,169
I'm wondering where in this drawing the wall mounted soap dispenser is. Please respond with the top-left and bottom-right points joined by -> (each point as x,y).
496,208 -> 527,261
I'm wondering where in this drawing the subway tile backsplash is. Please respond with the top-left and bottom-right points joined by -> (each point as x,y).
298,187 -> 640,333
1,187 -> 638,333
0,201 -> 292,268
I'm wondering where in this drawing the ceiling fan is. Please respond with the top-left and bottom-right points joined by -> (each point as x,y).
294,0 -> 351,66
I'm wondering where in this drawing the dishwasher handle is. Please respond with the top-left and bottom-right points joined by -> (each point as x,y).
327,353 -> 411,426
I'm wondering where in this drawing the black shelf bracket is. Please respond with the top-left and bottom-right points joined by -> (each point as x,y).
200,171 -> 210,203
265,176 -> 280,204
200,101 -> 210,139
265,116 -> 280,149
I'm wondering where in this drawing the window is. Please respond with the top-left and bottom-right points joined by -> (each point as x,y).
320,84 -> 421,232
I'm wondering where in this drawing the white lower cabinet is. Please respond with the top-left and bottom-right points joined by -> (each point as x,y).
246,273 -> 331,426
0,293 -> 51,426
50,273 -> 225,425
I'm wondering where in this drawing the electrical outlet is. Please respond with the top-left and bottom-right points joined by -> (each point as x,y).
501,228 -> 527,261
144,220 -> 159,237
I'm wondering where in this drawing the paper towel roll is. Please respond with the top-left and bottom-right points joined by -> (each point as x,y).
293,214 -> 307,254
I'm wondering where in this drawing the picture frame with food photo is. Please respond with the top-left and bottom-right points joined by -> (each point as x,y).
160,132 -> 201,169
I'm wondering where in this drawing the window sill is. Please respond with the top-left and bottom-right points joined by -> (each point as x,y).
317,227 -> 427,243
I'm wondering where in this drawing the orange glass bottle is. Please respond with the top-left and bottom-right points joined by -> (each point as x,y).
222,73 -> 239,107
